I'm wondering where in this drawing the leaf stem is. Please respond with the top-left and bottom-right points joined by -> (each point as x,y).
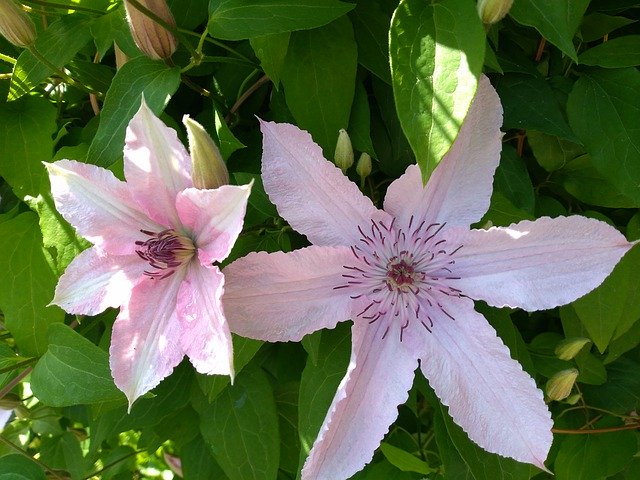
0,53 -> 16,65
0,367 -> 32,400
24,0 -> 106,15
552,423 -> 640,434
27,45 -> 98,95
0,435 -> 65,479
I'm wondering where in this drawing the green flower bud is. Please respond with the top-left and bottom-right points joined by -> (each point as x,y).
0,0 -> 36,48
555,337 -> 591,361
183,116 -> 229,189
356,152 -> 372,180
124,0 -> 177,60
334,129 -> 354,172
546,368 -> 579,402
477,0 -> 513,25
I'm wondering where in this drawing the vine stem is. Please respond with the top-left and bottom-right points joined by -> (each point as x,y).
0,435 -> 65,479
552,424 -> 640,434
24,0 -> 105,15
0,53 -> 16,65
226,74 -> 270,122
27,45 -> 97,95
0,367 -> 32,400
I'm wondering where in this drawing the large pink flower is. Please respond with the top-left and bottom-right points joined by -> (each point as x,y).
46,102 -> 251,407
222,77 -> 635,479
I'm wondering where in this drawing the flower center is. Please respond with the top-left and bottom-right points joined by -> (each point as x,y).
335,216 -> 464,340
135,229 -> 196,279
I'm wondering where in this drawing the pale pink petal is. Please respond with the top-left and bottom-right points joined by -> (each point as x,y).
45,160 -> 161,255
448,216 -> 634,311
419,294 -> 552,470
384,76 -> 503,228
110,273 -> 185,408
178,263 -> 233,378
0,408 -> 11,431
302,320 -> 418,480
176,184 -> 251,265
124,102 -> 192,227
52,248 -> 146,315
260,120 -> 388,247
223,246 -> 353,342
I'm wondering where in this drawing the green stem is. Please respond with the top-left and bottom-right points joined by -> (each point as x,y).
0,367 -> 32,400
0,435 -> 64,479
0,53 -> 16,65
24,0 -> 105,15
0,358 -> 36,375
27,45 -> 97,95
179,28 -> 255,64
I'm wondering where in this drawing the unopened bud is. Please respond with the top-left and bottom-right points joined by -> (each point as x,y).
356,152 -> 372,179
334,129 -> 354,172
477,0 -> 513,25
555,337 -> 591,361
0,0 -> 36,47
546,368 -> 579,401
124,0 -> 177,60
183,116 -> 229,189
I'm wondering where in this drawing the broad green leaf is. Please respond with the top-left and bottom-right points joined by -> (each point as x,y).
581,357 -> 640,414
0,96 -> 56,198
352,460 -> 421,479
574,350 -> 607,385
9,15 -> 94,100
555,428 -> 636,480
0,213 -> 63,356
390,0 -> 485,181
301,331 -> 321,367
0,455 -> 46,480
275,382 -> 301,475
208,0 -> 354,40
606,318 -> 640,364
66,60 -> 115,94
509,0 -> 590,61
297,322 -> 351,471
493,145 -> 535,214
481,192 -> 535,228
494,74 -> 578,141
86,57 -> 180,167
348,82 -> 376,157
0,344 -> 20,390
351,1 -> 391,83
281,16 -> 357,154
30,323 -> 125,405
580,13 -> 636,42
250,32 -> 290,87
40,432 -> 87,480
181,436 -> 228,480
572,246 -> 640,353
167,0 -> 208,29
567,68 -> 640,204
579,35 -> 640,68
379,442 -> 433,475
214,107 -> 246,160
200,367 -> 280,480
90,7 -> 138,59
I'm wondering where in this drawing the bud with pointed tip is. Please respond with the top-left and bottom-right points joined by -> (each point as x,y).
183,116 -> 229,189
555,337 -> 591,361
124,0 -> 177,60
477,0 -> 513,25
0,0 -> 36,48
356,152 -> 372,179
546,368 -> 579,401
334,129 -> 354,172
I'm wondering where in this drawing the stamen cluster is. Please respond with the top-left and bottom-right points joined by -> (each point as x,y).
135,229 -> 195,279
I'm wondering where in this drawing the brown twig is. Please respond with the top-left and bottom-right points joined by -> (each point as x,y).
225,74 -> 270,123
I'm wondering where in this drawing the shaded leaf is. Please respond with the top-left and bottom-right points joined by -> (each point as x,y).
579,35 -> 640,68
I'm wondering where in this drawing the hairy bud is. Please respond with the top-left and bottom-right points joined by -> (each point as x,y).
334,129 -> 354,172
555,337 -> 591,361
477,0 -> 513,25
546,368 -> 579,401
183,116 -> 229,189
0,0 -> 36,47
124,0 -> 177,60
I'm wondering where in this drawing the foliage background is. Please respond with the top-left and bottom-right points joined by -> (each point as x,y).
1,0 -> 640,478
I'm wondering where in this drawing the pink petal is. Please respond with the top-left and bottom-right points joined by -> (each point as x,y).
449,216 -> 634,311
223,246 -> 353,342
52,248 -> 146,315
124,101 -> 192,227
419,295 -> 552,469
176,184 -> 251,265
260,120 -> 388,247
45,160 -> 160,255
384,76 -> 503,228
302,320 -> 418,480
178,263 -> 233,378
110,273 -> 185,408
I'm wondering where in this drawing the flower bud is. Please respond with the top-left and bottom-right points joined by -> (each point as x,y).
183,116 -> 229,189
477,0 -> 513,25
356,152 -> 372,180
124,0 -> 177,60
334,129 -> 354,172
546,368 -> 579,401
555,337 -> 591,361
0,0 -> 36,48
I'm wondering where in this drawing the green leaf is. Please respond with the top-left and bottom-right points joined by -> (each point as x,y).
481,192 -> 535,228
181,436 -> 228,480
199,367 -> 280,480
0,213 -> 63,356
348,82 -> 376,157
495,74 -> 578,141
509,0 -> 590,61
297,322 -> 351,470
579,35 -> 640,68
213,107 -> 246,160
208,0 -> 354,40
555,428 -> 636,480
379,443 -> 433,475
390,0 -> 485,181
86,57 -> 181,167
9,15 -> 94,100
0,96 -> 56,198
528,131 -> 584,172
0,455 -> 46,480
351,1 -> 391,83
167,0 -> 209,30
31,323 -> 125,405
572,246 -> 640,353
250,32 -> 290,88
581,357 -> 640,414
281,16 -> 357,154
493,146 -> 535,214
567,68 -> 640,204
275,382 -> 301,475
40,432 -> 87,480
580,13 -> 637,43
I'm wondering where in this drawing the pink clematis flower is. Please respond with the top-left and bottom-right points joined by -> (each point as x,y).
222,77 -> 635,479
46,102 -> 251,408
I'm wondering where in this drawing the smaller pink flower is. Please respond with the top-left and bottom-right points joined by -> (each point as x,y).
222,77 -> 635,479
46,102 -> 251,407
